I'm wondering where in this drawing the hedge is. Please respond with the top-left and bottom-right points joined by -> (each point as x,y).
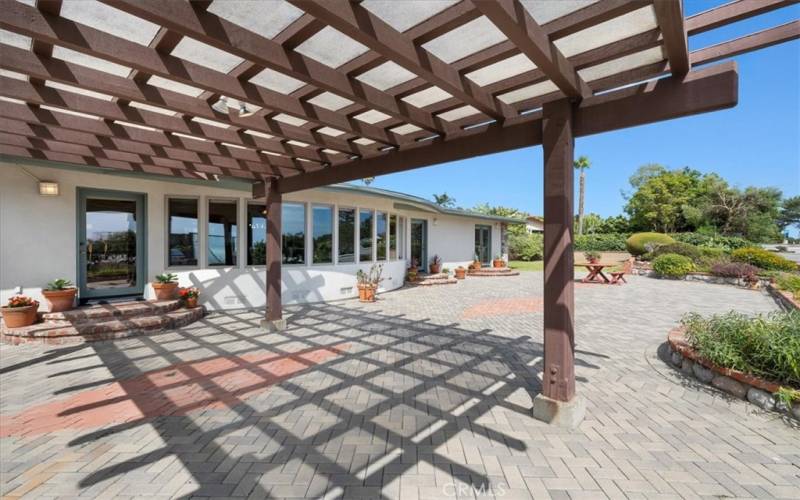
574,233 -> 628,251
671,233 -> 752,251
626,232 -> 675,256
731,247 -> 798,272
652,253 -> 694,278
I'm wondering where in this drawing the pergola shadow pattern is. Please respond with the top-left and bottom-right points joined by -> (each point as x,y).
2,275 -> 799,498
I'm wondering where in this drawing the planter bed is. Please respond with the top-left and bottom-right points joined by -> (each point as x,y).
667,327 -> 799,420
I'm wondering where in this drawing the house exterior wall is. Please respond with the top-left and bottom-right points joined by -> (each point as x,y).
1,162 -> 509,310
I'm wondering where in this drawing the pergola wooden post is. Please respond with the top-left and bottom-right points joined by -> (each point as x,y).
263,177 -> 285,331
533,98 -> 583,425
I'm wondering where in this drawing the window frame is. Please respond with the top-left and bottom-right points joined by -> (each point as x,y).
205,197 -> 240,268
281,201 -> 307,266
337,205 -> 357,265
376,211 -> 388,261
311,203 -> 334,266
245,201 -> 268,267
358,207 -> 375,263
165,195 -> 201,270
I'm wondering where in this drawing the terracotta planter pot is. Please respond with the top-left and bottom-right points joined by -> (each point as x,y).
185,297 -> 198,308
407,271 -> 418,282
588,258 -> 599,264
42,288 -> 77,312
429,264 -> 441,274
492,259 -> 505,268
455,268 -> 466,279
152,282 -> 178,300
358,284 -> 376,302
1,305 -> 38,328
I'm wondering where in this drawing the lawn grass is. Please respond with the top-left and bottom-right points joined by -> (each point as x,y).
508,260 -> 543,271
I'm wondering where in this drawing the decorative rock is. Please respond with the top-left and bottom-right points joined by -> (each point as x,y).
776,400 -> 790,414
692,363 -> 715,383
681,358 -> 694,375
711,375 -> 747,399
747,388 -> 776,411
792,404 -> 800,421
670,351 -> 683,367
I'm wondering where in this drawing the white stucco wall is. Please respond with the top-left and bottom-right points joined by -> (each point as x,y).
1,161 -> 509,310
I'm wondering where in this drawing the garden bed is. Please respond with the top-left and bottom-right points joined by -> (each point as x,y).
665,311 -> 800,421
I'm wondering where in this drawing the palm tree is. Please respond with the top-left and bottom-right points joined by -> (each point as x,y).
574,155 -> 591,235
432,192 -> 456,208
362,177 -> 375,186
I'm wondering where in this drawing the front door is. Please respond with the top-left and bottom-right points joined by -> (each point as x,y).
410,219 -> 427,271
77,188 -> 146,300
475,225 -> 491,264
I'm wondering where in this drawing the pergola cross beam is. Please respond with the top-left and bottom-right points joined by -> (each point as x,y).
654,0 -> 691,76
473,0 -> 592,100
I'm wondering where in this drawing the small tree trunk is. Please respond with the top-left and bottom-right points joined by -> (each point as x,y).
577,170 -> 586,235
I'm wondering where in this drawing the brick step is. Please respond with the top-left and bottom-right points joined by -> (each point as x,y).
410,277 -> 459,286
2,307 -> 204,344
41,299 -> 182,323
467,267 -> 520,277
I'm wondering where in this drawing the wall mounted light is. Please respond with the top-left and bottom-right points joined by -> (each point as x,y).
433,218 -> 438,226
38,181 -> 59,196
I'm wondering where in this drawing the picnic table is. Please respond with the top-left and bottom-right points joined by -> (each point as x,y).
576,262 -> 615,283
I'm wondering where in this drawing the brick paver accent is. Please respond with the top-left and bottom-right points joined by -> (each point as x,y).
1,273 -> 798,499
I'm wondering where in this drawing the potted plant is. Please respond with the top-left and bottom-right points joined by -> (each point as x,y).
42,278 -> 77,312
471,254 -> 482,270
429,254 -> 442,274
492,254 -> 505,268
357,264 -> 384,302
152,273 -> 179,300
584,251 -> 602,264
442,267 -> 450,276
1,295 -> 39,328
455,266 -> 466,279
179,287 -> 200,308
407,259 -> 419,282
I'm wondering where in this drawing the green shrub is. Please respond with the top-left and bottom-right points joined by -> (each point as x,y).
731,247 -> 798,272
652,253 -> 694,278
508,233 -> 543,261
671,233 -> 752,251
645,242 -> 702,262
626,232 -> 675,256
682,311 -> 800,387
574,232 -> 628,252
776,273 -> 800,299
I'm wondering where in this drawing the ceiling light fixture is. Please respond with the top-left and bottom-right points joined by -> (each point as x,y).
211,96 -> 228,114
238,103 -> 256,118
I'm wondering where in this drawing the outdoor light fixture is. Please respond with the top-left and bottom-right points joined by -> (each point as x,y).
38,181 -> 59,196
211,96 -> 228,114
238,103 -> 256,118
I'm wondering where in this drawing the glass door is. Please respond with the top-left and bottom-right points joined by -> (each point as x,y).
475,225 -> 491,265
78,189 -> 146,300
410,219 -> 427,271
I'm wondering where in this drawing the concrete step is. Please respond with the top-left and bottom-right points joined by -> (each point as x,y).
2,303 -> 204,345
41,299 -> 182,323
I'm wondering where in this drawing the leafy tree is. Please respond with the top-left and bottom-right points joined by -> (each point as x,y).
472,203 -> 528,237
362,177 -> 375,186
574,155 -> 591,235
432,192 -> 457,208
778,196 -> 800,233
625,166 -> 703,233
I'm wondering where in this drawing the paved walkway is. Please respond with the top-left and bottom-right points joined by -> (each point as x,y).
1,274 -> 797,499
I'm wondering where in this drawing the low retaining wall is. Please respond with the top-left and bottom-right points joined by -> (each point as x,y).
636,269 -> 771,287
766,284 -> 800,311
667,327 -> 799,421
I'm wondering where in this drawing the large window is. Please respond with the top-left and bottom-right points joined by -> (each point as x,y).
167,198 -> 198,267
283,203 -> 306,264
398,216 -> 405,259
312,205 -> 333,264
389,214 -> 397,260
376,212 -> 387,261
338,207 -> 355,263
359,209 -> 373,262
247,204 -> 266,265
208,200 -> 238,266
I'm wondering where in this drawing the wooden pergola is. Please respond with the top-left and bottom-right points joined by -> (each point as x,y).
1,0 -> 797,421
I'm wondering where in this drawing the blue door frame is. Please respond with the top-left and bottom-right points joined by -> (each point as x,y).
77,188 -> 147,300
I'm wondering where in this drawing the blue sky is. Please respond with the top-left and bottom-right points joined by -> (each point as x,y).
359,1 -> 800,220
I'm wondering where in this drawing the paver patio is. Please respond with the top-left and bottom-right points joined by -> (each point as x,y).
1,273 -> 798,499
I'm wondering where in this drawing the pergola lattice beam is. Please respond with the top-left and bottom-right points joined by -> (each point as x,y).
286,0 -> 510,120
270,62 -> 738,195
654,0 -> 690,76
473,0 -> 592,100
101,0 -> 450,135
686,0 -> 797,35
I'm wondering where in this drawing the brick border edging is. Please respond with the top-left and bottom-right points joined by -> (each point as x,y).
666,327 -> 799,420
766,283 -> 800,311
